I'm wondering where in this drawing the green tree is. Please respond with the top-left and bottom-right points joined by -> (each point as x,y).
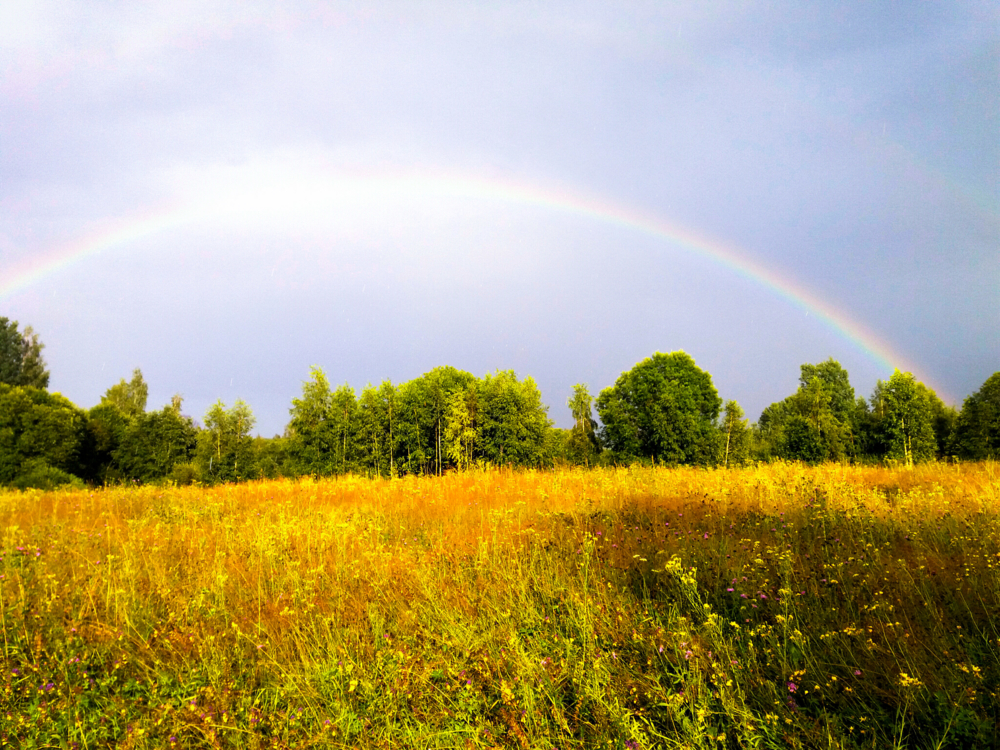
196,400 -> 257,483
395,366 -> 477,475
82,403 -> 130,483
719,400 -> 751,468
566,384 -> 601,466
869,370 -> 937,466
101,368 -> 149,420
287,366 -> 338,476
954,372 -> 1000,459
921,386 -> 958,459
753,359 -> 855,463
0,318 -> 22,386
254,435 -> 290,479
115,404 -> 198,483
596,351 -> 721,466
355,381 -> 399,478
0,384 -> 88,487
445,384 -> 480,471
799,358 -> 855,423
0,318 -> 50,389
476,371 -> 552,468
18,326 -> 50,389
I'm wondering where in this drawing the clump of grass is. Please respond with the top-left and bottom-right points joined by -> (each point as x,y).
0,462 -> 997,748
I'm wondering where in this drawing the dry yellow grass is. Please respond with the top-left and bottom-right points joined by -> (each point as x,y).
1,462 -> 998,748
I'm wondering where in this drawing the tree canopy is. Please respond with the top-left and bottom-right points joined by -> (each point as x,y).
566,384 -> 601,466
596,351 -> 721,466
0,318 -> 50,389
101,368 -> 149,420
755,359 -> 856,463
0,384 -> 87,488
4,332 -> 998,491
197,400 -> 258,483
954,372 -> 1000,459
868,370 -> 938,466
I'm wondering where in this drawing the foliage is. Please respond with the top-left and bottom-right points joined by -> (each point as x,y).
253,435 -> 290,479
444,383 -> 479,471
718,399 -> 750,467
114,404 -> 198,483
168,461 -> 200,486
755,358 -> 856,462
0,317 -> 50,389
10,459 -> 84,490
286,365 -> 549,477
869,370 -> 938,466
0,463 -> 997,748
81,402 -> 130,482
0,384 -> 87,486
596,351 -> 722,465
954,372 -> 1000,459
566,383 -> 601,466
475,370 -> 552,468
100,367 -> 149,419
196,399 -> 258,483
396,366 -> 478,475
287,366 -> 345,476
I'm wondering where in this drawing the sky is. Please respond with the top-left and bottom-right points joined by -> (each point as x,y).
1,1 -> 997,437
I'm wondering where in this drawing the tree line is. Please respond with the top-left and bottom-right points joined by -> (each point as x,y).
1,316 -> 998,489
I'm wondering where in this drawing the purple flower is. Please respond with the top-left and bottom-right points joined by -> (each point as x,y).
788,682 -> 797,693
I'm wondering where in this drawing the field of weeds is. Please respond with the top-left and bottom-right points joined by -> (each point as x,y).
0,462 -> 998,749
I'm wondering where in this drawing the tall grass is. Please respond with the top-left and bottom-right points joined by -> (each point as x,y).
0,462 -> 997,748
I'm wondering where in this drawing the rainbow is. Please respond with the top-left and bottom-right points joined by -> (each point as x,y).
0,169 -> 943,398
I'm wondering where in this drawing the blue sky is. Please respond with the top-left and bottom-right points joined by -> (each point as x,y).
1,2 -> 997,436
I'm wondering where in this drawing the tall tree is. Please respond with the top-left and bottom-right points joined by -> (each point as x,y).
0,384 -> 88,487
476,371 -> 552,468
0,318 -> 50,388
196,400 -> 258,483
754,358 -> 855,463
396,366 -> 477,475
0,318 -> 22,386
799,359 -> 855,423
954,372 -> 1000,459
115,404 -> 198,483
18,326 -> 50,389
355,382 -> 398,478
566,384 -> 601,466
287,366 -> 337,476
719,400 -> 751,468
101,368 -> 149,419
596,351 -> 722,466
445,384 -> 480,471
869,370 -> 937,466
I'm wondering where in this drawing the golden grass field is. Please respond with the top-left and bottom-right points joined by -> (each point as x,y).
1,462 -> 998,748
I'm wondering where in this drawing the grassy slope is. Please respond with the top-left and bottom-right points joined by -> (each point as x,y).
0,463 -> 997,748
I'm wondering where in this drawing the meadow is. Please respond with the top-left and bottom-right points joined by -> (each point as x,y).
0,463 -> 997,749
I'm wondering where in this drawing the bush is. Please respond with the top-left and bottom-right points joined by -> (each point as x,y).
169,462 -> 200,486
12,460 -> 84,491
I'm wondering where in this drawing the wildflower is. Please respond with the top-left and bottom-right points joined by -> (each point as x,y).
788,682 -> 797,693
